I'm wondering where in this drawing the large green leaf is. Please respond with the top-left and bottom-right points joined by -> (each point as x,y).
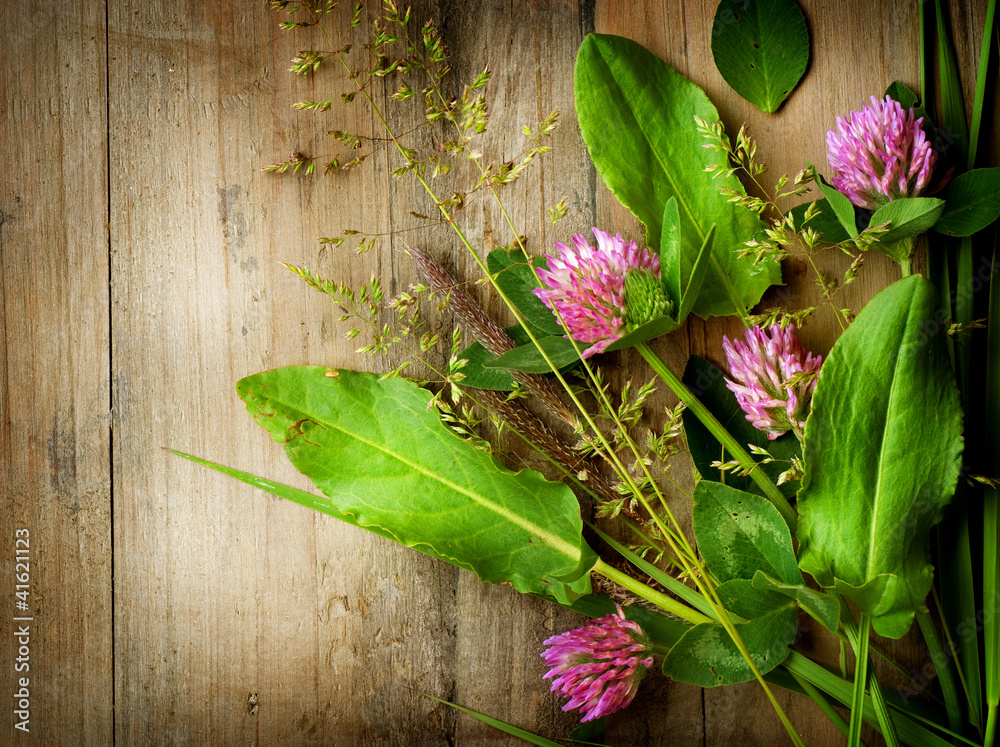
869,197 -> 945,244
711,0 -> 810,114
574,34 -> 779,318
237,367 -> 598,604
682,355 -> 801,498
934,168 -> 1000,237
663,580 -> 797,686
693,481 -> 801,585
796,276 -> 964,638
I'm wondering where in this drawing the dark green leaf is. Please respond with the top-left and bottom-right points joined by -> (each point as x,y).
787,199 -> 851,245
663,587 -> 796,686
457,325 -> 534,391
812,163 -> 859,238
869,197 -> 945,243
569,719 -> 609,744
682,355 -> 801,498
483,334 -> 581,373
604,315 -> 681,352
885,81 -> 920,111
752,571 -> 840,632
711,0 -> 810,113
574,33 -> 779,318
934,168 -> 1000,237
693,481 -> 801,585
797,276 -> 964,638
487,248 -> 564,336
237,367 -> 598,604
934,0 -> 969,166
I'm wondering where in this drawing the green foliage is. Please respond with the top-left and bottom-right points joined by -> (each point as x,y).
796,276 -> 964,638
693,482 -> 800,585
786,199 -> 851,245
711,0 -> 810,114
484,334 -> 581,373
682,355 -> 801,498
663,580 -> 797,686
869,197 -> 945,245
752,571 -> 840,632
574,34 -> 779,318
812,164 -> 859,238
934,168 -> 1000,237
486,248 -> 563,336
237,367 -> 598,604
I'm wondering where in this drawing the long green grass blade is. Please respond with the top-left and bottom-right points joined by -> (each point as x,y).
918,610 -> 964,732
935,0 -> 969,165
967,0 -> 997,167
420,694 -> 565,746
987,243 -> 1000,741
848,611 -> 873,747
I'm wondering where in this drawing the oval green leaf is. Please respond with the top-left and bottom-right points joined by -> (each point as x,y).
812,163 -> 859,238
574,33 -> 779,318
487,248 -> 564,336
787,198 -> 851,245
237,367 -> 598,604
869,196 -> 945,244
934,168 -> 1000,237
796,276 -> 963,638
711,0 -> 810,114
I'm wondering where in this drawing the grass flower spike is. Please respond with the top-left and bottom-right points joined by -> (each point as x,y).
533,228 -> 662,358
723,325 -> 822,441
826,95 -> 937,209
541,605 -> 653,722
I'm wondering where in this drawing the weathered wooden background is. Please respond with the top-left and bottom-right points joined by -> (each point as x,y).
2,0 -> 995,744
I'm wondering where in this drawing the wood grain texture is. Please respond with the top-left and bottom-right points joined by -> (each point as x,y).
0,0 -> 113,743
3,0 -> 994,744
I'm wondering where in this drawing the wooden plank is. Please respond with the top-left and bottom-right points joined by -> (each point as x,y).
0,0 -> 113,743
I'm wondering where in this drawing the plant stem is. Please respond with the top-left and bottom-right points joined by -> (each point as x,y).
593,559 -> 712,626
634,341 -> 797,530
900,257 -> 913,278
917,608 -> 964,733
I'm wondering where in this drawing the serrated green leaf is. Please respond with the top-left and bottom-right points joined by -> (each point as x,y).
811,163 -> 859,238
681,355 -> 801,498
693,482 -> 800,585
237,367 -> 598,604
787,199 -> 851,245
796,276 -> 963,638
574,33 -> 779,318
934,168 -> 1000,237
487,248 -> 564,336
711,0 -> 810,114
752,571 -> 840,632
869,197 -> 945,244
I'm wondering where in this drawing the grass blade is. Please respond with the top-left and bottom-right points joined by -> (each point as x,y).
419,693 -> 565,746
917,609 -> 964,733
967,0 -> 997,167
935,0 -> 969,165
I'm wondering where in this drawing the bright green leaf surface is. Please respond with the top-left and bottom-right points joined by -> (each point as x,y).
659,197 -> 683,310
869,197 -> 945,244
796,276 -> 963,638
483,334 -> 581,373
676,225 -> 716,323
934,168 -> 1000,237
457,338 -> 517,390
237,367 -> 598,604
711,0 -> 810,114
682,355 -> 801,498
574,34 -> 779,318
693,481 -> 801,585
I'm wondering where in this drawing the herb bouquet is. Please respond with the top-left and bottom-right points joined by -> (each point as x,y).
175,0 -> 1000,744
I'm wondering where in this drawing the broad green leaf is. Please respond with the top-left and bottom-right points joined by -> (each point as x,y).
663,584 -> 796,686
752,571 -> 840,632
457,338 -> 517,390
574,33 -> 779,318
934,168 -> 1000,237
693,481 -> 801,585
238,367 -> 598,604
869,197 -> 945,244
484,334 -> 580,373
796,276 -> 963,638
711,0 -> 809,114
787,198 -> 851,245
682,355 -> 801,498
487,248 -> 563,336
812,164 -> 859,238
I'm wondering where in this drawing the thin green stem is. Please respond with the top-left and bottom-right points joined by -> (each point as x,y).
635,341 -> 797,530
593,559 -> 712,626
900,257 -> 913,278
